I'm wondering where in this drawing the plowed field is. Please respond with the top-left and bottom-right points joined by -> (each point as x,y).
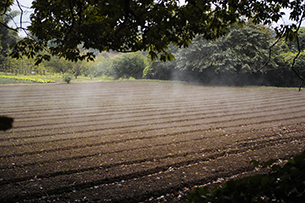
1,81 -> 305,202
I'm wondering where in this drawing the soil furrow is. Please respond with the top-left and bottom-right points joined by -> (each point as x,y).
1,115 -> 304,160
2,92 -> 303,119
1,141 -> 304,203
1,129 -> 304,185
2,124 -> 303,169
1,81 -> 305,203
9,100 -> 305,129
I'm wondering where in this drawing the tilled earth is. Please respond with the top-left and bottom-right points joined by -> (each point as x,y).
0,81 -> 305,202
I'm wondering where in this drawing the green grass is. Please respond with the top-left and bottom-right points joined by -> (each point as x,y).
0,72 -> 116,84
0,77 -> 32,84
0,75 -> 55,83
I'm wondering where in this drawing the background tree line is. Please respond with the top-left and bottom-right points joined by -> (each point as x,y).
1,7 -> 305,87
146,22 -> 305,87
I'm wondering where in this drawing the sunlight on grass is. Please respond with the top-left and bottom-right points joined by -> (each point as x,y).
0,72 -> 116,84
0,75 -> 55,83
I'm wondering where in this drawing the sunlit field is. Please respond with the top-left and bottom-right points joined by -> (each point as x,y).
1,81 -> 305,202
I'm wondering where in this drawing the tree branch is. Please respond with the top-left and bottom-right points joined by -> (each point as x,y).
259,9 -> 305,91
291,36 -> 304,91
0,20 -> 17,31
258,35 -> 283,72
16,0 -> 23,29
291,11 -> 305,91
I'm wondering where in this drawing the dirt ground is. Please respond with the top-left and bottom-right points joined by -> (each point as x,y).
0,81 -> 305,202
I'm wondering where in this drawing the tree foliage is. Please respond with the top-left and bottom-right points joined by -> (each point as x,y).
144,44 -> 178,80
0,0 -> 14,23
7,0 -> 305,65
211,24 -> 282,73
281,50 -> 305,86
177,23 -> 285,74
43,55 -> 74,74
285,27 -> 305,53
0,6 -> 18,66
146,24 -> 294,86
111,51 -> 148,79
84,55 -> 113,78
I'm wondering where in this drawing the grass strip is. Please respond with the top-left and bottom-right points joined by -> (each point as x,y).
0,75 -> 55,83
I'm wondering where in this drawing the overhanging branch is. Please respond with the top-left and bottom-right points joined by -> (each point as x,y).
0,20 -> 17,31
16,0 -> 23,29
258,35 -> 283,72
291,11 -> 305,91
291,36 -> 305,91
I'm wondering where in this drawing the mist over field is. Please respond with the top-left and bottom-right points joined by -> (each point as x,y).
1,81 -> 305,202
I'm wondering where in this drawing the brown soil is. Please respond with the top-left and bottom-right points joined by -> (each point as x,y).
0,81 -> 305,203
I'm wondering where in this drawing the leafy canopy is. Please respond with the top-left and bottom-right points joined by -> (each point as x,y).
0,0 -> 14,19
0,1 -> 18,64
7,0 -> 305,64
177,23 -> 285,74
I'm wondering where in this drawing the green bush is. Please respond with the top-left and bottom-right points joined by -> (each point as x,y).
187,150 -> 305,203
85,57 -> 113,78
111,51 -> 148,79
62,74 -> 73,84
